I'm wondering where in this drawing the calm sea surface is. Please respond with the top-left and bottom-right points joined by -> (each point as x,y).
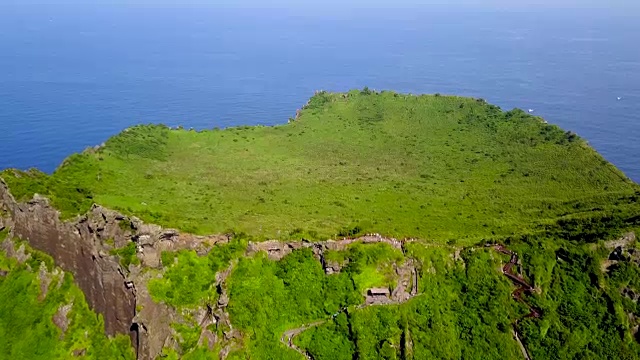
1,5 -> 638,181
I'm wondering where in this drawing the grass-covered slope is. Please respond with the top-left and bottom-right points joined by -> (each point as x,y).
2,90 -> 637,243
3,90 -> 639,359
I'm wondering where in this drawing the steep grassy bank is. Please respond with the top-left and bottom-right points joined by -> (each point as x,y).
2,90 -> 637,244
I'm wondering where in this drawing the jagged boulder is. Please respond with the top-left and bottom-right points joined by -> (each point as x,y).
324,260 -> 344,275
605,232 -> 636,250
1,240 -> 30,264
199,329 -> 218,350
131,270 -> 177,360
38,262 -> 63,300
52,302 -> 74,335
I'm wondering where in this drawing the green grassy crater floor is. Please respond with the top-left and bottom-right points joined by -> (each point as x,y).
3,90 -> 637,243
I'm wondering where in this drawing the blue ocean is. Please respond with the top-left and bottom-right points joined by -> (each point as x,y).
1,4 -> 638,181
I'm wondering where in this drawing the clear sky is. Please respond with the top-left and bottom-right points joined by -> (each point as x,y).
3,0 -> 638,9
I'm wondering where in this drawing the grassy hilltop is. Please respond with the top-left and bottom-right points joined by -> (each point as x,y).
2,89 -> 637,243
2,90 -> 640,360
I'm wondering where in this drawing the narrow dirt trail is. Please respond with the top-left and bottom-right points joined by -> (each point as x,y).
491,245 -> 541,318
490,244 -> 541,360
281,321 -> 326,359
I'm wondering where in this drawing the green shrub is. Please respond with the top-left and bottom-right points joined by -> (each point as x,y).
110,242 -> 139,269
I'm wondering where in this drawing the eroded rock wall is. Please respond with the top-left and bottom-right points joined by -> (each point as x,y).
0,181 -> 136,338
0,180 -> 184,359
0,178 -> 414,359
0,200 -> 416,360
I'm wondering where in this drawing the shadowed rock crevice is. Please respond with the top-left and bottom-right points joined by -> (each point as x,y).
130,323 -> 140,356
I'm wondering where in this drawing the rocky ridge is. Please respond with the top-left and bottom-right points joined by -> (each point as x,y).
0,179 -> 231,359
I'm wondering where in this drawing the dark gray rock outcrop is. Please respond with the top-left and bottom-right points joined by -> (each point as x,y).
0,181 -> 138,347
0,179 -> 193,359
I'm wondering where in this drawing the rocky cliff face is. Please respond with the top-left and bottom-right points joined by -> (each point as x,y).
0,180 -> 195,359
0,180 -> 137,336
0,178 -> 414,359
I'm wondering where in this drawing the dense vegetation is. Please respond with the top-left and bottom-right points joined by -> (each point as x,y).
293,245 -> 526,360
301,239 -> 638,360
2,90 -> 637,244
225,242 -> 406,359
0,230 -> 134,360
514,235 -> 640,359
222,231 -> 640,360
